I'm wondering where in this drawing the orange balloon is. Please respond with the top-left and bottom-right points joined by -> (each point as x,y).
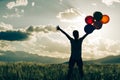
101,15 -> 110,24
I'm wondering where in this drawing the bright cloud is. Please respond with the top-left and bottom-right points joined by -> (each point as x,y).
0,22 -> 13,31
3,8 -> 24,19
26,25 -> 57,33
7,0 -> 28,9
102,0 -> 120,6
82,37 -> 120,60
59,0 -> 63,4
57,8 -> 85,23
91,3 -> 97,6
3,13 -> 22,18
0,23 -> 120,59
59,0 -> 63,2
21,9 -> 24,13
0,41 -> 16,51
32,2 -> 35,7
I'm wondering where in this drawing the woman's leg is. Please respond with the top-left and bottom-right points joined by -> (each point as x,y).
77,59 -> 84,79
67,59 -> 75,80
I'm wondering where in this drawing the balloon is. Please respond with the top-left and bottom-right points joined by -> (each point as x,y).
85,16 -> 94,24
101,15 -> 110,24
93,21 -> 103,30
93,11 -> 103,21
84,24 -> 95,34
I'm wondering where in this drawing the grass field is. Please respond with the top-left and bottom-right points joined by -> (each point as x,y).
0,62 -> 120,80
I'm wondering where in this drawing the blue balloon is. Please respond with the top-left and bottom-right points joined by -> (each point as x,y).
84,24 -> 95,34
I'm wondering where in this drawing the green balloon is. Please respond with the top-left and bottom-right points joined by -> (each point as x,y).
93,11 -> 103,21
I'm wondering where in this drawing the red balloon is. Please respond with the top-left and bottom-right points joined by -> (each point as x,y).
85,16 -> 94,24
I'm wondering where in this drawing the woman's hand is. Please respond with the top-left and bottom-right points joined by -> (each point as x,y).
56,25 -> 60,30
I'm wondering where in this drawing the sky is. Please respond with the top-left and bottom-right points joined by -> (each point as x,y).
0,0 -> 120,60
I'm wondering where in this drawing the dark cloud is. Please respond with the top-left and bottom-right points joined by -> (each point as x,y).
0,24 -> 57,41
0,30 -> 29,41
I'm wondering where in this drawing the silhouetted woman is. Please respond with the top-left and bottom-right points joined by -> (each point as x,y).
57,25 -> 89,80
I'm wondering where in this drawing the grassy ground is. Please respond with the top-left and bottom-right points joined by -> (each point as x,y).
0,62 -> 120,80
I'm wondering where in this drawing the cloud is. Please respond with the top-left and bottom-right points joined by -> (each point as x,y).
32,2 -> 35,7
59,0 -> 63,2
59,0 -> 63,4
0,23 -> 119,59
7,0 -> 28,9
102,0 -> 120,6
3,13 -> 22,18
26,25 -> 57,33
0,41 -> 16,51
9,33 -> 120,59
0,30 -> 29,41
82,37 -> 120,60
3,8 -> 24,19
57,8 -> 85,23
23,35 -> 70,58
91,3 -> 97,6
0,22 -> 29,41
24,26 -> 120,59
37,36 -> 70,54
0,22 -> 13,31
0,23 -> 57,41
21,9 -> 24,13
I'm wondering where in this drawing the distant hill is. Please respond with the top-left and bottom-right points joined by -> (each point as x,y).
0,50 -> 119,64
0,50 -> 68,63
84,55 -> 120,64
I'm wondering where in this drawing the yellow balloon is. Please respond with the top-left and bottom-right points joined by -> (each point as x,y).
101,15 -> 110,24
